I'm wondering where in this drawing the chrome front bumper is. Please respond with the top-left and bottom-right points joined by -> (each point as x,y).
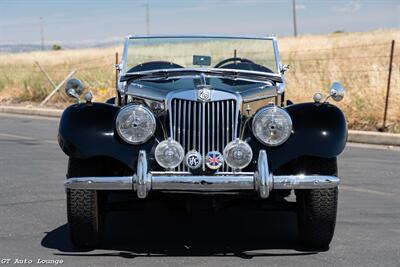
64,150 -> 340,199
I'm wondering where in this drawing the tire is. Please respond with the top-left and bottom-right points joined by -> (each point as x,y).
295,157 -> 338,249
66,158 -> 104,248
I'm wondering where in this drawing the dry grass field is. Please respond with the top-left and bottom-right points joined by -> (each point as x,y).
0,29 -> 399,132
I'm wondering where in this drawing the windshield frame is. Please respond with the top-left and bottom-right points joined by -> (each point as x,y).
119,35 -> 284,88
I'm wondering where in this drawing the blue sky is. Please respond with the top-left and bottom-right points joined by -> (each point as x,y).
0,0 -> 399,44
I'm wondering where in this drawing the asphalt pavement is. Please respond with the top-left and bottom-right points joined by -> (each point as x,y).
0,113 -> 399,267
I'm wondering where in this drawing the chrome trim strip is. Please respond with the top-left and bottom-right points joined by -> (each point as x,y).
64,176 -> 133,190
273,175 -> 340,190
242,94 -> 276,103
152,176 -> 254,191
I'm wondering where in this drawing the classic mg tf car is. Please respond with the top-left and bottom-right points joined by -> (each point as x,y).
59,36 -> 346,248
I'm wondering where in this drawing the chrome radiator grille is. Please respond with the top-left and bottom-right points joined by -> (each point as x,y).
170,98 -> 238,172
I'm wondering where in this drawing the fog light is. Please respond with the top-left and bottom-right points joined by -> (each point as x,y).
223,139 -> 253,169
155,138 -> 184,169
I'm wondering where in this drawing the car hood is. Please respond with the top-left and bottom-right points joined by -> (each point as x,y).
126,76 -> 277,102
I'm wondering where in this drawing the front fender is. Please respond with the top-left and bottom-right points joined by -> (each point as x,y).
246,102 -> 347,171
58,103 -> 158,170
59,102 -> 347,173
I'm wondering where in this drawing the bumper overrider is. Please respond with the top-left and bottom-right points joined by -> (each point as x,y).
64,150 -> 340,199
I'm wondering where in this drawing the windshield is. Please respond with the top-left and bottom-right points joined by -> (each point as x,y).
124,36 -> 279,75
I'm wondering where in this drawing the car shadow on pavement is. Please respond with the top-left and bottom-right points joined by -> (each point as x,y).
41,210 -> 321,259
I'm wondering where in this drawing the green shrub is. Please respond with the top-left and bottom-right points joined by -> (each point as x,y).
52,44 -> 62,51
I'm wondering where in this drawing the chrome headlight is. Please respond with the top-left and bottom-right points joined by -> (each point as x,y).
116,104 -> 156,144
252,106 -> 292,146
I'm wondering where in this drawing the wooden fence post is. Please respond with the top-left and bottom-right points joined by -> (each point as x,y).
381,40 -> 395,131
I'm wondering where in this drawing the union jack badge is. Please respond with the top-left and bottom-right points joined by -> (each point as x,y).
206,151 -> 224,170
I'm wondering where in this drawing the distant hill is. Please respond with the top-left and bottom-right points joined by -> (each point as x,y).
0,40 -> 121,53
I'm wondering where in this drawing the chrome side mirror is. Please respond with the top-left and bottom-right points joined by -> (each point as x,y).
329,82 -> 345,102
65,78 -> 84,102
312,82 -> 345,103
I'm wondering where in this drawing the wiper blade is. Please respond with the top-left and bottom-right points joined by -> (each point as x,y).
120,68 -> 282,83
120,70 -> 171,81
217,69 -> 282,83
120,69 -> 223,82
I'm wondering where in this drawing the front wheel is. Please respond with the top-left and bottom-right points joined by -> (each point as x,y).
66,158 -> 105,248
295,157 -> 338,249
67,189 -> 102,248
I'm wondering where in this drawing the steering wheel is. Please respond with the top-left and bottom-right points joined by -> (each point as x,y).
214,57 -> 255,68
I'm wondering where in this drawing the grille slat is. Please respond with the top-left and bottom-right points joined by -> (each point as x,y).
202,102 -> 206,171
217,103 -> 220,153
212,102 -> 215,151
187,102 -> 191,152
227,101 -> 230,153
231,101 -> 235,141
198,102 -> 201,159
171,99 -> 237,172
182,101 -> 187,154
177,100 -> 181,171
222,102 -> 225,156
193,101 -> 197,150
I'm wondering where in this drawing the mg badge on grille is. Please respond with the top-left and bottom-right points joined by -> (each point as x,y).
185,150 -> 202,170
198,88 -> 210,101
206,151 -> 224,170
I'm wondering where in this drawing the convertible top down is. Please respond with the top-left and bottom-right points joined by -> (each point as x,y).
59,35 -> 347,249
